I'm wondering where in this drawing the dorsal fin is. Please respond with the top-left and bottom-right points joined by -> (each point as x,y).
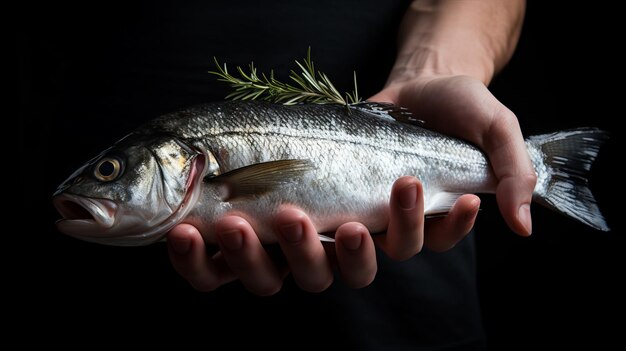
350,102 -> 424,126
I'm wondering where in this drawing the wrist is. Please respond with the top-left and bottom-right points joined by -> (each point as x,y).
387,0 -> 525,87
386,45 -> 495,87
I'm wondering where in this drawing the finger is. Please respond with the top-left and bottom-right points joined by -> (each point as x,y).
215,216 -> 284,296
482,106 -> 537,236
335,222 -> 377,288
424,195 -> 480,252
167,224 -> 235,292
274,208 -> 334,292
375,176 -> 425,261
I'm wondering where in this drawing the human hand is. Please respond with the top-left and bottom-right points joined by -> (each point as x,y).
167,174 -> 477,295
370,73 -> 536,236
166,211 -> 374,295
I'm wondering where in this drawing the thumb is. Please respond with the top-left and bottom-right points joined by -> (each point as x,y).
482,107 -> 537,236
368,88 -> 398,103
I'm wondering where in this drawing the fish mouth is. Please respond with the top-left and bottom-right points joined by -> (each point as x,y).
52,152 -> 206,246
53,194 -> 117,236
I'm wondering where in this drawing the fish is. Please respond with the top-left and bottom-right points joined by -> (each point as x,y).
53,101 -> 609,246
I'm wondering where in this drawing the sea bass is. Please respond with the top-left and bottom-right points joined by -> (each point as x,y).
53,101 -> 609,246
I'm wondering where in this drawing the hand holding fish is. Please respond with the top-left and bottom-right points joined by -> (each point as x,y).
371,74 -> 536,237
166,177 -> 435,294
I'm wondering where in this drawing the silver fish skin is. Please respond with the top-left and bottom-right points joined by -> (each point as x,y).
53,101 -> 609,246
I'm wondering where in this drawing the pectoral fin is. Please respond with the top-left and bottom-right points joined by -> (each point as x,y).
424,192 -> 463,218
204,159 -> 314,201
318,234 -> 335,243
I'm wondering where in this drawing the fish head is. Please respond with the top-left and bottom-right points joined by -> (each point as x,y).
53,134 -> 206,246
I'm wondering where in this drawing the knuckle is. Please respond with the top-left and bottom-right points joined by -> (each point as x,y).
520,172 -> 538,189
484,106 -> 521,146
493,105 -> 518,127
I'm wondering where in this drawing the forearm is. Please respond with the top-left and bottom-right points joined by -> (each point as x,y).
389,0 -> 525,85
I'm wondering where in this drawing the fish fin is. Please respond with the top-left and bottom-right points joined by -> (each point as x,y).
204,159 -> 314,201
350,102 -> 424,126
424,213 -> 449,220
529,128 -> 610,231
318,234 -> 336,243
424,192 -> 463,217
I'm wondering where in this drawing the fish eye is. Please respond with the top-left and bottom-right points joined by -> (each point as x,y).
94,157 -> 122,182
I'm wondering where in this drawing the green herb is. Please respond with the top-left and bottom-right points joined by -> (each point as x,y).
210,48 -> 360,106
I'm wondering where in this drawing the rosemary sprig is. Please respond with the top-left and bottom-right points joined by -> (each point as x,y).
210,48 -> 361,106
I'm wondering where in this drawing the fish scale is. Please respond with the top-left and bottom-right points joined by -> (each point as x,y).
158,103 -> 488,236
153,102 -> 492,190
53,101 -> 609,246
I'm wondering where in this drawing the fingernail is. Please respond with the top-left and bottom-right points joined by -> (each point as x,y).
518,204 -> 532,235
218,230 -> 243,250
399,184 -> 418,210
279,222 -> 303,243
170,237 -> 191,255
342,233 -> 363,251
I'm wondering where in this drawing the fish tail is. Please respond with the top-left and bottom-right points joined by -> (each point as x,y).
529,128 -> 609,231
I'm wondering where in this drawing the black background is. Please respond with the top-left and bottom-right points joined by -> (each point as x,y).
478,3 -> 624,347
18,1 -> 624,347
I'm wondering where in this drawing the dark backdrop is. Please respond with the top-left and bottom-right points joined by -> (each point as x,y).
18,1 -> 623,347
478,3 -> 623,347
